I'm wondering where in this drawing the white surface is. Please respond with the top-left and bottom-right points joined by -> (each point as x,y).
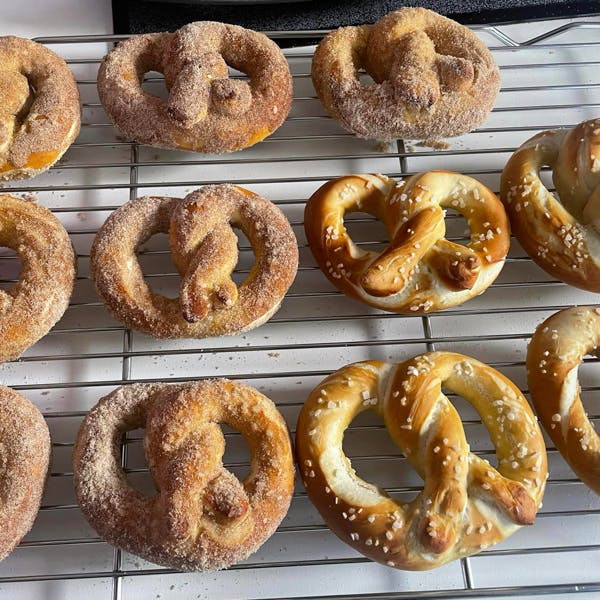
0,7 -> 600,600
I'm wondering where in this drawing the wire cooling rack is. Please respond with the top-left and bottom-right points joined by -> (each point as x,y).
1,18 -> 600,600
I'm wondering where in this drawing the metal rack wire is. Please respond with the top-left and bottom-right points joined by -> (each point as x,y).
1,19 -> 600,600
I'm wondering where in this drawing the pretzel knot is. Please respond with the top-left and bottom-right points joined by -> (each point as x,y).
296,352 -> 547,570
501,118 -> 600,292
91,184 -> 298,339
305,172 -> 509,313
98,22 -> 293,153
527,306 -> 600,495
0,36 -> 80,180
73,380 -> 295,571
311,7 -> 500,140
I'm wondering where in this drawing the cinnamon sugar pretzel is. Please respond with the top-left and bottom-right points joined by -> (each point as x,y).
296,352 -> 547,570
304,172 -> 510,313
501,118 -> 600,291
0,36 -> 80,180
98,22 -> 292,153
91,184 -> 298,339
74,380 -> 294,570
311,7 -> 500,140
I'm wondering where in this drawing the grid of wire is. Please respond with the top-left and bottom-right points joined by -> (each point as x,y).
0,19 -> 600,600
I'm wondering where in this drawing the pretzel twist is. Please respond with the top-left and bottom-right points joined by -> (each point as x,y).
311,7 -> 500,140
296,352 -> 547,570
0,385 -> 50,561
91,184 -> 298,338
98,22 -> 292,153
527,306 -> 600,494
305,172 -> 509,313
0,194 -> 76,362
73,380 -> 294,571
0,36 -> 80,180
500,118 -> 600,291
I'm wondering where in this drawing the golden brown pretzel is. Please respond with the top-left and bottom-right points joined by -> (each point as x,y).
98,22 -> 292,153
0,36 -> 80,180
73,380 -> 294,571
527,306 -> 600,494
304,172 -> 510,313
500,118 -> 600,291
0,385 -> 51,561
91,184 -> 298,338
0,194 -> 76,362
296,352 -> 547,570
311,8 -> 500,140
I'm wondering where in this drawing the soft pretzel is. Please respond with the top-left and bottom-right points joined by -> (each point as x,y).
296,352 -> 547,570
501,118 -> 600,291
311,7 -> 500,141
74,380 -> 294,571
527,306 -> 600,494
0,36 -> 80,180
91,184 -> 298,338
98,22 -> 292,153
0,385 -> 51,561
0,194 -> 76,362
304,172 -> 510,313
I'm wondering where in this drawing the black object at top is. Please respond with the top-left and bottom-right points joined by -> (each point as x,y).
113,0 -> 599,43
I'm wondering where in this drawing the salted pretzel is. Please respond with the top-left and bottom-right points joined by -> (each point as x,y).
296,352 -> 547,570
527,306 -> 600,494
311,7 -> 500,140
501,118 -> 600,291
0,385 -> 51,562
304,172 -> 510,313
73,380 -> 294,570
0,36 -> 80,180
98,22 -> 292,153
91,184 -> 298,338
0,194 -> 76,362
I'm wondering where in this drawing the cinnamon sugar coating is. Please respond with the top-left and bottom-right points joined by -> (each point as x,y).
73,380 -> 294,571
0,385 -> 51,561
0,194 -> 76,362
0,36 -> 80,180
97,22 -> 292,153
311,8 -> 500,141
90,184 -> 298,338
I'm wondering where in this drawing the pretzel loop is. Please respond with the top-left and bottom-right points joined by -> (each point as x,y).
296,352 -> 547,570
91,184 -> 298,339
305,172 -> 509,313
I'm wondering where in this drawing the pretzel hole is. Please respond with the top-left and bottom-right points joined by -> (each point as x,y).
230,226 -> 254,285
343,212 -> 390,254
122,429 -> 156,496
0,247 -> 21,293
575,359 -> 600,420
441,385 -> 499,468
444,209 -> 471,244
342,408 -> 423,503
141,71 -> 169,100
137,232 -> 181,299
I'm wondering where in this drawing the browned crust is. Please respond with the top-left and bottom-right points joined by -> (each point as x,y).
311,8 -> 500,141
0,194 -> 76,362
296,352 -> 546,570
304,172 -> 509,314
97,22 -> 292,154
500,119 -> 600,292
527,306 -> 600,494
0,36 -> 80,181
0,385 -> 51,561
90,184 -> 298,338
73,380 -> 294,571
